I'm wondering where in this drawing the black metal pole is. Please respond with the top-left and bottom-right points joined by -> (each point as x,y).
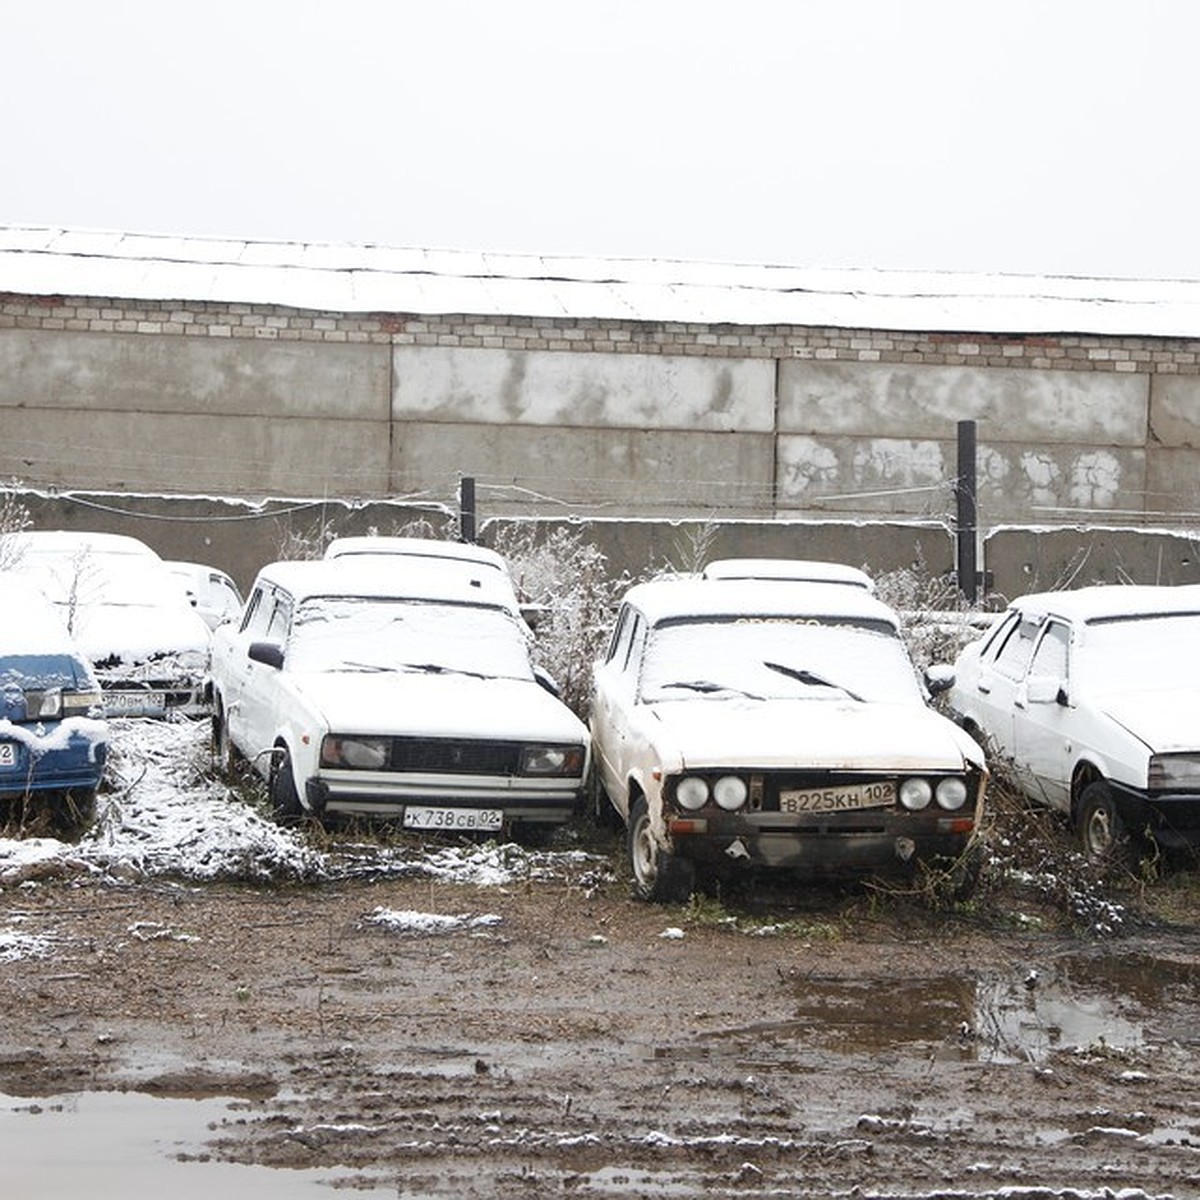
956,421 -> 978,603
458,476 -> 477,544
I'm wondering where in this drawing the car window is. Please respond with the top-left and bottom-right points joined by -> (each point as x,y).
286,597 -> 535,681
265,594 -> 293,642
978,610 -> 1018,660
624,612 -> 648,680
1076,611 -> 1200,693
639,616 -> 923,704
606,605 -> 635,667
241,588 -> 269,637
1029,620 -> 1069,679
991,616 -> 1041,681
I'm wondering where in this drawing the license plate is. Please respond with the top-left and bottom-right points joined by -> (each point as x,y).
780,781 -> 895,813
106,690 -> 166,714
0,743 -> 15,768
403,806 -> 504,833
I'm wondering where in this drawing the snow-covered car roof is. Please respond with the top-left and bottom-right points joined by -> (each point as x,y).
620,577 -> 903,630
1006,584 -> 1200,625
701,558 -> 875,591
6,530 -> 163,561
256,558 -> 521,611
323,537 -> 508,574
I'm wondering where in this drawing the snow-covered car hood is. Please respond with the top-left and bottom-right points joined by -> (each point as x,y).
1092,690 -> 1200,753
645,696 -> 982,771
66,604 -> 211,671
287,670 -> 589,743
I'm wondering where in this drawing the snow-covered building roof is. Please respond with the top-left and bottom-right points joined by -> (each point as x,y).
3,224 -> 1200,338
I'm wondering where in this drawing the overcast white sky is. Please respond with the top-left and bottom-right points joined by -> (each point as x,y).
3,0 -> 1197,280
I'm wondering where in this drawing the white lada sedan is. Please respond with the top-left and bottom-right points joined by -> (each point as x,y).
209,557 -> 589,836
948,584 -> 1200,863
591,576 -> 987,902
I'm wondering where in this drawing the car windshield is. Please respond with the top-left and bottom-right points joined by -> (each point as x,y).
18,552 -> 186,609
286,597 -> 535,681
1076,612 -> 1200,693
639,616 -> 924,704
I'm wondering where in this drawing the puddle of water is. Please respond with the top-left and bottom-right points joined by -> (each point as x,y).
693,953 -> 1186,1065
0,1089 -> 385,1198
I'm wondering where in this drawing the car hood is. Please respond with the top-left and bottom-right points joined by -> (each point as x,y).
288,671 -> 589,742
646,697 -> 983,771
1094,690 -> 1200,753
68,605 -> 211,671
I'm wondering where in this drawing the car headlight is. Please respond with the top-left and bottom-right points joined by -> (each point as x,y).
23,689 -> 62,719
520,744 -> 586,776
675,776 -> 710,810
935,777 -> 969,811
899,777 -> 933,811
713,775 -> 748,811
1148,754 -> 1200,792
321,735 -> 390,770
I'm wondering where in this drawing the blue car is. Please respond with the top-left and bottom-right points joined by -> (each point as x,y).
0,578 -> 109,823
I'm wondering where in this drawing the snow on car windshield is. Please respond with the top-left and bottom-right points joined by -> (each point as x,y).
640,616 -> 924,704
287,597 -> 536,680
1078,611 -> 1200,693
17,551 -> 188,610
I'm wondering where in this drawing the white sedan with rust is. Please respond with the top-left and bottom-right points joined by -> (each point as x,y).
209,556 -> 589,837
591,576 -> 988,901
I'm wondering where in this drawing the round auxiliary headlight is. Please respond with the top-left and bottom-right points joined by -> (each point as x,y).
936,778 -> 969,811
899,778 -> 933,811
675,776 -> 710,810
713,775 -> 748,811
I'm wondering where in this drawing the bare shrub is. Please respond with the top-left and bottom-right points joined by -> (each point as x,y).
0,481 -> 33,570
492,524 -> 630,717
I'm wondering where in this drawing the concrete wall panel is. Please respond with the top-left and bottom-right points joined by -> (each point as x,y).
9,408 -> 390,497
1149,375 -> 1200,448
391,422 -> 775,513
393,345 -> 776,432
984,526 -> 1200,599
778,361 -> 1148,444
0,329 -> 390,420
1145,446 -> 1200,509
778,435 -> 1146,519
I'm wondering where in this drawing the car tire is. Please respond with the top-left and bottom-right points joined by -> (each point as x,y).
628,796 -> 694,903
269,746 -> 305,826
1076,781 -> 1131,862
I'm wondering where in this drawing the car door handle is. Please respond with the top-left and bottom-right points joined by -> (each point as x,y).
977,684 -> 991,694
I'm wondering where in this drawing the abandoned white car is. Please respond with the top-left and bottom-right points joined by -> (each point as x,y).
4,531 -> 212,718
948,584 -> 1200,863
591,576 -> 988,901
166,561 -> 244,631
208,558 -> 590,834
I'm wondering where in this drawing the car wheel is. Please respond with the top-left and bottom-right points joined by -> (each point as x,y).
627,797 -> 694,903
269,746 -> 305,826
1076,781 -> 1131,862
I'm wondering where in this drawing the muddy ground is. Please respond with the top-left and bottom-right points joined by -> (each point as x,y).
2,826 -> 1200,1198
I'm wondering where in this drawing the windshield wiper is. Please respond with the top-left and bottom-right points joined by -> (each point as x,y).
660,680 -> 762,699
763,661 -> 865,702
404,662 -> 492,680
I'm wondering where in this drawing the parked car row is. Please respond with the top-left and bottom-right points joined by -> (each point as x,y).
4,527 -> 1198,892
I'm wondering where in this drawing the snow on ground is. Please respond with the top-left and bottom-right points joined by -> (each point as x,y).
0,719 -> 611,892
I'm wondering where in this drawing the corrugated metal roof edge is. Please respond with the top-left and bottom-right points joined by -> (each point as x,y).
4,223 -> 1200,339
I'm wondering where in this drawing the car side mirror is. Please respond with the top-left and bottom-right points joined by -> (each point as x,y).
924,664 -> 955,696
249,641 -> 285,670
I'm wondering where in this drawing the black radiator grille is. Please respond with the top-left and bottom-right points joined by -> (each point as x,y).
389,737 -> 522,775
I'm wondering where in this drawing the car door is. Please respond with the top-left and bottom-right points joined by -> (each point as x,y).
591,604 -> 647,819
235,587 -> 293,764
964,610 -> 1041,760
1012,618 -> 1073,813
